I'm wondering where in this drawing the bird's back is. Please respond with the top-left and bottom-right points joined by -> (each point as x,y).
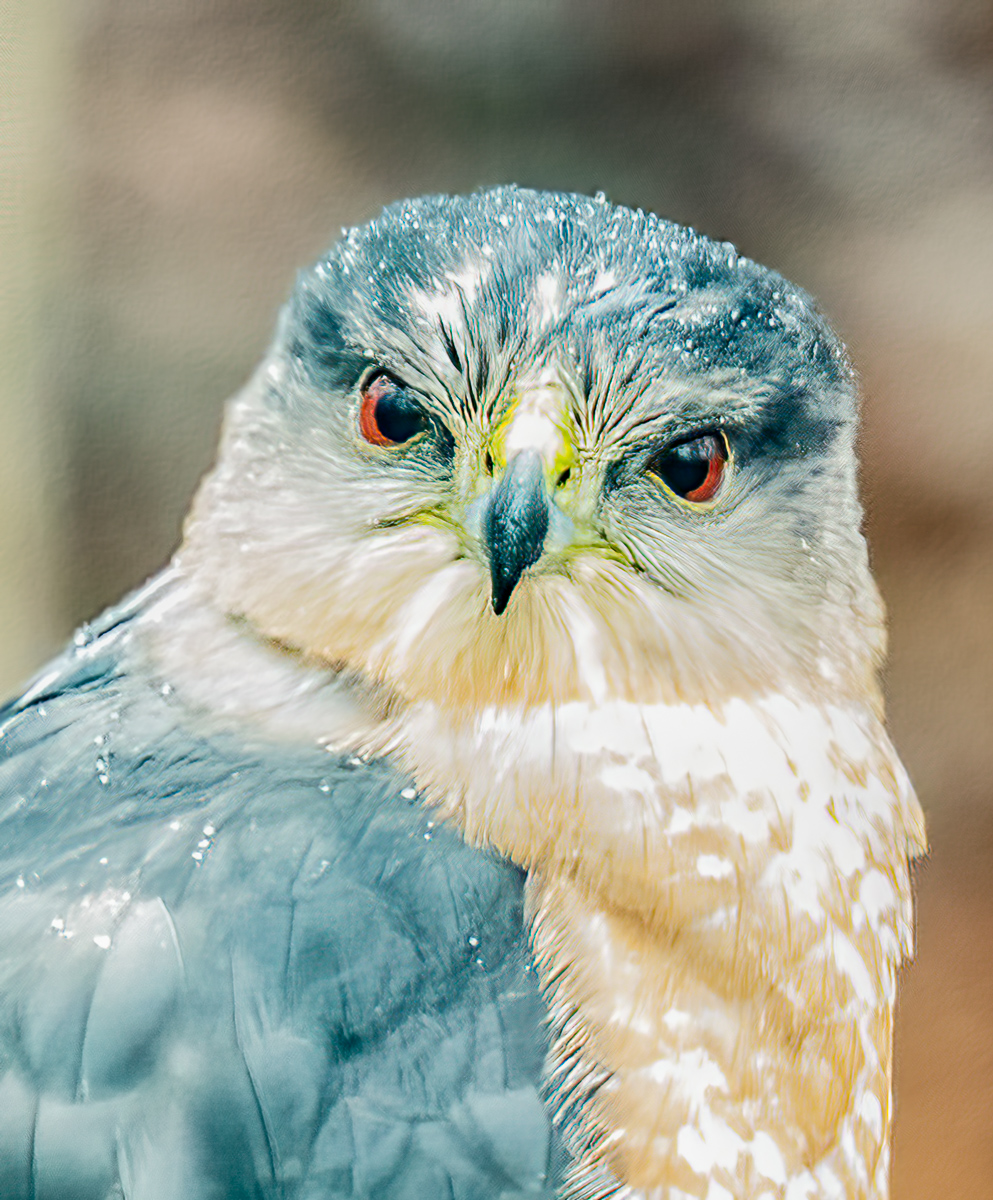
0,593 -> 564,1199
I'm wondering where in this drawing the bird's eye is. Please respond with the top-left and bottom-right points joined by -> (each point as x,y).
648,432 -> 728,503
359,374 -> 429,446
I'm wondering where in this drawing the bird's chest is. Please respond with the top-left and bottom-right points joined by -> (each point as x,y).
398,693 -> 923,1199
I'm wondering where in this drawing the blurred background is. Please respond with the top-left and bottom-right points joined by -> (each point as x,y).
1,0 -> 991,1191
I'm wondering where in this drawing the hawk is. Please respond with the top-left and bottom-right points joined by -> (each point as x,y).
0,188 -> 924,1199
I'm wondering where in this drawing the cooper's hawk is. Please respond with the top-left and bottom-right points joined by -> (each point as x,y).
0,188 -> 924,1199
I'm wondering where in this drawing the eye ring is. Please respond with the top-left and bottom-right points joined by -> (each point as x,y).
647,430 -> 729,505
359,372 -> 430,447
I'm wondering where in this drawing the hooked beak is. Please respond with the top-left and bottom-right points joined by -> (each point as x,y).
483,451 -> 550,614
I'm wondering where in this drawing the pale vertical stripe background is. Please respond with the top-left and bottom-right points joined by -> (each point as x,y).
0,0 -> 65,694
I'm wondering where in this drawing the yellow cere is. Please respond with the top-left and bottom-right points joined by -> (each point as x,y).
488,373 -> 578,485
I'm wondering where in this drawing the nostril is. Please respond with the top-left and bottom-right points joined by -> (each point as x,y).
484,451 -> 494,475
556,467 -> 571,488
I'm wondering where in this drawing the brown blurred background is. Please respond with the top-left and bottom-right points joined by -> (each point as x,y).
1,0 -> 992,1192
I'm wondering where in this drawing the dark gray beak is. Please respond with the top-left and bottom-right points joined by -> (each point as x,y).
483,451 -> 550,615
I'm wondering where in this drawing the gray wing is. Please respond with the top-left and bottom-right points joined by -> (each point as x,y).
0,597 -> 567,1200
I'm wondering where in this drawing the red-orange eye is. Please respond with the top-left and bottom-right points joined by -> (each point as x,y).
648,432 -> 728,503
359,374 -> 429,446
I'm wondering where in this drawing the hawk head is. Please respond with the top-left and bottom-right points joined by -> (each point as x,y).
181,187 -> 882,720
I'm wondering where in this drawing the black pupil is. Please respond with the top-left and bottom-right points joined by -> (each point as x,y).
652,436 -> 715,496
376,386 -> 428,443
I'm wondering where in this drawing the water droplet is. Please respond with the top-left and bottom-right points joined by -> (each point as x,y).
191,851 -> 203,862
468,936 -> 479,948
16,876 -> 24,889
51,916 -> 64,931
99,857 -> 108,866
318,780 -> 331,794
401,787 -> 417,801
93,934 -> 111,950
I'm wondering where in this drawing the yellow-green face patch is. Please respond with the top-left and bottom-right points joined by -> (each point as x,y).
488,376 -> 578,486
